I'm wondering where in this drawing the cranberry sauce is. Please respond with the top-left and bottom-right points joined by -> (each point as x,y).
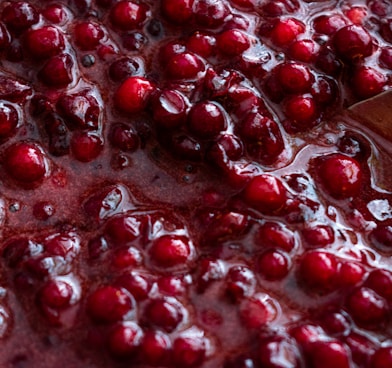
0,0 -> 391,367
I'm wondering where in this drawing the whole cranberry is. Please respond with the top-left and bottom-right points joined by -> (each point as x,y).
193,0 -> 230,28
2,1 -> 39,32
144,297 -> 185,332
242,174 -> 288,213
110,1 -> 149,30
149,235 -> 192,268
298,250 -> 339,292
38,54 -> 74,88
276,62 -> 313,94
369,224 -> 392,253
25,26 -> 65,59
74,21 -> 104,50
371,346 -> 392,368
333,25 -> 373,60
187,31 -> 216,58
172,335 -> 207,367
269,18 -> 305,47
257,249 -> 290,280
217,29 -> 251,56
70,132 -> 103,162
115,76 -> 155,114
351,66 -> 387,99
161,0 -> 194,24
140,330 -> 172,366
346,287 -> 388,327
188,101 -> 227,138
108,321 -> 143,357
166,52 -> 205,80
87,286 -> 135,323
3,141 -> 48,184
0,102 -> 18,138
255,222 -> 295,252
313,14 -> 347,35
308,340 -> 351,368
39,279 -> 73,309
317,154 -> 362,199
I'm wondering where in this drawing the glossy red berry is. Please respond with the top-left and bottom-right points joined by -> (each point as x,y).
317,154 -> 362,199
115,76 -> 155,114
172,335 -> 207,367
87,286 -> 135,323
25,26 -> 65,59
74,21 -> 104,50
108,322 -> 143,357
333,25 -> 373,60
110,1 -> 149,30
4,142 -> 48,184
242,174 -> 287,213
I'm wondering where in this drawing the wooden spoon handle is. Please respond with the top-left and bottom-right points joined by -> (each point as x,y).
348,90 -> 392,142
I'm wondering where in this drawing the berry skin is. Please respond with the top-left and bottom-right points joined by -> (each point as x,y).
269,18 -> 305,46
115,76 -> 155,114
108,322 -> 143,357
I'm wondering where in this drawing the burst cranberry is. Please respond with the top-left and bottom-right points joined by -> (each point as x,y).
258,336 -> 301,368
39,279 -> 73,309
149,235 -> 192,268
109,57 -> 144,81
110,123 -> 139,152
115,76 -> 155,114
346,287 -> 388,326
240,294 -> 278,328
242,174 -> 287,213
0,102 -> 18,138
140,330 -> 171,366
172,335 -> 207,367
70,132 -> 103,162
269,18 -> 305,47
38,54 -> 74,88
188,101 -> 226,138
57,92 -> 100,130
298,251 -> 339,292
74,22 -> 104,50
217,29 -> 251,56
351,66 -> 387,99
204,211 -> 249,241
2,1 -> 39,31
110,1 -> 149,30
25,26 -> 65,59
87,286 -> 135,323
158,276 -> 186,296
317,153 -> 362,199
276,62 -> 313,94
152,89 -> 188,129
240,112 -> 284,163
144,297 -> 184,332
257,249 -> 290,280
108,321 -> 143,357
333,25 -> 373,60
226,266 -> 256,300
3,142 -> 48,184
166,52 -> 205,80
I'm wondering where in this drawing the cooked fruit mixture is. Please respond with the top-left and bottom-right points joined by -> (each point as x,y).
0,0 -> 391,367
